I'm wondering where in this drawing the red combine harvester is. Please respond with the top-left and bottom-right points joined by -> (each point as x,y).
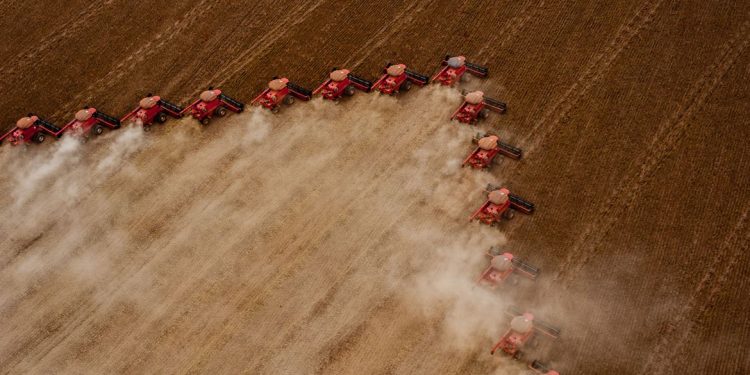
252,77 -> 312,113
183,87 -> 244,125
478,246 -> 539,288
0,114 -> 63,146
451,90 -> 507,124
120,94 -> 184,131
313,68 -> 373,100
470,184 -> 534,225
431,55 -> 488,86
463,132 -> 522,169
529,361 -> 561,375
490,308 -> 560,361
58,107 -> 121,137
372,63 -> 429,95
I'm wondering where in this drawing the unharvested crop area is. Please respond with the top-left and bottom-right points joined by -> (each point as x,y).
1,1 -> 749,374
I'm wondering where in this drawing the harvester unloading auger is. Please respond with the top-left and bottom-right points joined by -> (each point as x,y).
183,87 -> 245,125
252,77 -> 312,113
314,68 -> 373,101
431,55 -> 488,86
0,114 -> 63,146
121,94 -> 184,131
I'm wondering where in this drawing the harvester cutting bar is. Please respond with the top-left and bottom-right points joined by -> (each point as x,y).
93,111 -> 121,128
405,69 -> 429,85
509,193 -> 534,214
465,61 -> 489,77
288,83 -> 313,100
484,96 -> 507,113
348,74 -> 373,91
498,141 -> 523,159
218,93 -> 245,112
510,257 -> 540,279
533,318 -> 561,338
159,99 -> 184,117
37,118 -> 62,133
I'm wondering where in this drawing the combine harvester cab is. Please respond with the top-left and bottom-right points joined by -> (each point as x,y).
59,107 -> 121,138
463,132 -> 522,169
470,184 -> 534,225
478,246 -> 538,288
1,114 -> 63,146
490,308 -> 560,362
372,63 -> 428,95
121,94 -> 184,131
431,55 -> 488,86
313,68 -> 373,101
451,90 -> 507,124
252,77 -> 312,113
183,88 -> 245,125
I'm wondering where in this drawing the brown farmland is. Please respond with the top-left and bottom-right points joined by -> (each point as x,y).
1,1 -> 749,374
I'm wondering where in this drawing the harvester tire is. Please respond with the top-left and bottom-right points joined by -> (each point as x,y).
201,118 -> 210,126
461,73 -> 471,83
503,210 -> 515,220
216,107 -> 228,117
344,85 -> 356,96
283,96 -> 295,105
156,112 -> 168,123
33,133 -> 45,143
92,124 -> 105,136
480,109 -> 490,119
402,80 -> 412,91
143,124 -> 152,132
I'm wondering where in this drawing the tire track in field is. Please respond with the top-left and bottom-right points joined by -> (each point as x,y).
475,0 -> 539,62
0,0 -> 114,75
520,0 -> 664,156
639,205 -> 749,374
48,0 -> 214,120
209,0 -> 324,87
554,21 -> 750,284
342,0 -> 433,69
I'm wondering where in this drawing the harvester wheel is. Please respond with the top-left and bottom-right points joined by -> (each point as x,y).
216,107 -> 228,117
92,124 -> 105,136
283,95 -> 295,105
461,73 -> 471,83
344,85 -> 356,96
271,106 -> 280,114
143,124 -> 152,132
503,210 -> 515,220
156,112 -> 168,123
479,109 -> 490,119
402,80 -> 412,91
33,133 -> 46,143
201,118 -> 210,126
